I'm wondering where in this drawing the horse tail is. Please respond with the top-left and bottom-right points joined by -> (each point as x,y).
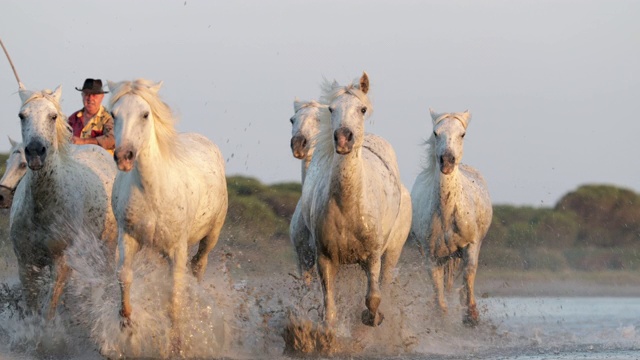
444,257 -> 461,293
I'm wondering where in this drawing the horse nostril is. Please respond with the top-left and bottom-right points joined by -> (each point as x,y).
125,151 -> 134,161
301,138 -> 307,148
347,132 -> 353,142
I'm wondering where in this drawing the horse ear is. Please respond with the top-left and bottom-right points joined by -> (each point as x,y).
51,86 -> 62,102
149,81 -> 163,94
107,80 -> 117,93
8,136 -> 17,147
19,88 -> 35,103
459,110 -> 471,128
429,108 -> 440,123
293,97 -> 305,112
359,72 -> 369,94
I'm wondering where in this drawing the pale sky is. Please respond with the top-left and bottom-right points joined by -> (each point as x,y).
0,0 -> 638,206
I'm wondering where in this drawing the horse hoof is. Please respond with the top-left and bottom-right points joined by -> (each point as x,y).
463,305 -> 479,327
463,314 -> 479,327
361,309 -> 384,327
120,316 -> 132,330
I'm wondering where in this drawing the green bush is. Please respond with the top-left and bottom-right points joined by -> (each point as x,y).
531,210 -> 580,248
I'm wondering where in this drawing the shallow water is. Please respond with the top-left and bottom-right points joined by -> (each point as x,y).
0,231 -> 638,359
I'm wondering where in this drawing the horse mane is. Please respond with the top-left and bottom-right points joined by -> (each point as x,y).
108,79 -> 179,158
312,78 -> 374,169
22,90 -> 72,157
417,133 -> 437,188
296,100 -> 325,111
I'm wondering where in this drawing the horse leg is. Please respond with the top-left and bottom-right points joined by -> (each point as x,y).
47,255 -> 70,320
381,188 -> 411,286
462,243 -> 481,327
117,233 -> 139,328
190,220 -> 224,282
362,255 -> 384,327
317,254 -> 338,326
291,211 -> 315,286
427,257 -> 447,315
381,242 -> 404,287
17,261 -> 40,316
169,240 -> 188,354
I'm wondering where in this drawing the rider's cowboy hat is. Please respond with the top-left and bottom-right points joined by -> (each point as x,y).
75,78 -> 108,94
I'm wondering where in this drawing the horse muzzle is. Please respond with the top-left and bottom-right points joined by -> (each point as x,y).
439,154 -> 456,175
334,127 -> 354,155
290,135 -> 308,159
25,141 -> 47,171
114,148 -> 136,172
0,185 -> 15,209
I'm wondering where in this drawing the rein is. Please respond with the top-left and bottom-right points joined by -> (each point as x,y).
0,184 -> 16,194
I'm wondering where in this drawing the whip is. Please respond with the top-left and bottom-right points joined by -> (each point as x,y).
0,37 -> 25,90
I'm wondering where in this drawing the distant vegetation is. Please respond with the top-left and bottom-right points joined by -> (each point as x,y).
1,152 -> 638,272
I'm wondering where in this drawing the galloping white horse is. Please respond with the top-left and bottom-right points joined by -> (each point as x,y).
300,72 -> 412,326
10,87 -> 117,319
108,79 -> 228,340
0,137 -> 26,209
289,99 -> 327,284
410,109 -> 492,326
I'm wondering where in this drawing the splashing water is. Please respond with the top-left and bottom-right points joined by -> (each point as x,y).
0,224 -> 638,359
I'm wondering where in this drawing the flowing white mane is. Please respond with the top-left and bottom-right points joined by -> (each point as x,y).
21,89 -> 72,157
108,79 -> 179,157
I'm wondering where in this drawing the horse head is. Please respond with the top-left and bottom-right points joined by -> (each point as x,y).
325,72 -> 372,155
0,137 -> 27,208
109,79 -> 166,172
290,98 -> 325,160
430,109 -> 471,175
18,86 -> 68,171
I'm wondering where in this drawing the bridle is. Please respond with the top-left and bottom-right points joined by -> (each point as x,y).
0,184 -> 16,195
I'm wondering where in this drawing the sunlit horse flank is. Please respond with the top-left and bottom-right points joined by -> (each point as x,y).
0,137 -> 26,209
300,72 -> 412,327
288,98 -> 328,284
410,109 -> 492,326
10,86 -> 117,319
108,79 -> 228,349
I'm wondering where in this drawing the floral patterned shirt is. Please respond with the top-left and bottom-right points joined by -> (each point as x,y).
68,105 -> 115,152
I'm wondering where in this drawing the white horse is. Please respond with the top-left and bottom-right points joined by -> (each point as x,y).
10,87 -> 117,319
289,99 -> 327,284
108,79 -> 228,341
410,109 -> 492,326
300,72 -> 412,326
0,137 -> 26,209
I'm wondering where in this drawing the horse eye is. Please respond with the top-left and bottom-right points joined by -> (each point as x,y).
143,111 -> 149,119
18,113 -> 25,120
328,107 -> 333,113
50,113 -> 58,121
433,131 -> 438,137
290,117 -> 295,124
361,107 -> 367,114
110,112 -> 116,119
20,163 -> 27,169
461,133 -> 466,138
